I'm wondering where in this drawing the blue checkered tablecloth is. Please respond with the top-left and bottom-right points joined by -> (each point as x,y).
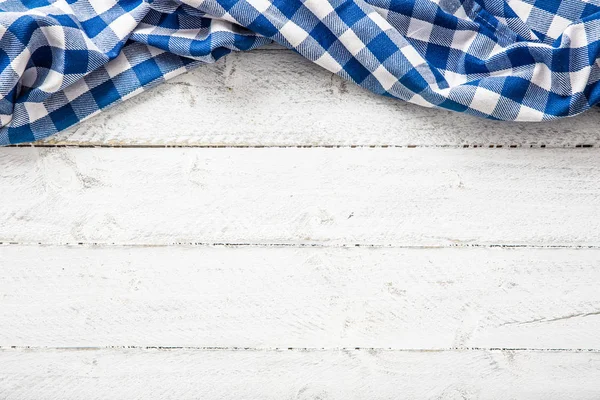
1,0 -> 600,144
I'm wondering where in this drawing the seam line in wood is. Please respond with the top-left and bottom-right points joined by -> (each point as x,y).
1,346 -> 599,353
5,144 -> 598,149
1,242 -> 599,249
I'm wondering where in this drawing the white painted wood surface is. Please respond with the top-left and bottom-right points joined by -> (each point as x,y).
1,245 -> 599,349
31,48 -> 600,148
1,348 -> 600,400
1,147 -> 600,246
1,47 -> 600,398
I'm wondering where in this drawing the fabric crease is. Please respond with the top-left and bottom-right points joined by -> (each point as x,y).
1,0 -> 599,144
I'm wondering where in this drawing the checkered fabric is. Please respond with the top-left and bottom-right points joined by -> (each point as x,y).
2,0 -> 600,144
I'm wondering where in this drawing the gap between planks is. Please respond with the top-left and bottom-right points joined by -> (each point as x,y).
0,242 -> 599,249
6,144 -> 598,149
2,346 -> 600,353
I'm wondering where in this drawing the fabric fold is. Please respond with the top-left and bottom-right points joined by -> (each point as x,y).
1,0 -> 600,145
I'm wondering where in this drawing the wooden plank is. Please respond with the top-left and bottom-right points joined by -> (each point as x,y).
31,48 -> 600,148
1,348 -> 599,399
1,147 -> 599,246
1,244 -> 599,349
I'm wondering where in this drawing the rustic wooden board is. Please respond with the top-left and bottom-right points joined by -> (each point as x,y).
1,348 -> 599,399
3,43 -> 599,396
1,147 -> 599,246
1,244 -> 599,349
29,48 -> 600,148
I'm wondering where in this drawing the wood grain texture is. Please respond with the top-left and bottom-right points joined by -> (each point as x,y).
1,348 -> 599,400
1,147 -> 599,246
1,245 -> 599,349
29,48 -> 600,148
4,43 -> 599,397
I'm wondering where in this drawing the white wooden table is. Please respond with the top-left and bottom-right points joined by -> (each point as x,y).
1,46 -> 600,399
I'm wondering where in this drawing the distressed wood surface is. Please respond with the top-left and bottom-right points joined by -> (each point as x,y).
1,244 -> 599,349
1,348 -> 600,400
28,48 -> 600,148
1,147 -> 599,246
3,44 -> 600,397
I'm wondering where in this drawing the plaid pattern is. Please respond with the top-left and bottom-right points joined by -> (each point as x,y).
1,0 -> 600,144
